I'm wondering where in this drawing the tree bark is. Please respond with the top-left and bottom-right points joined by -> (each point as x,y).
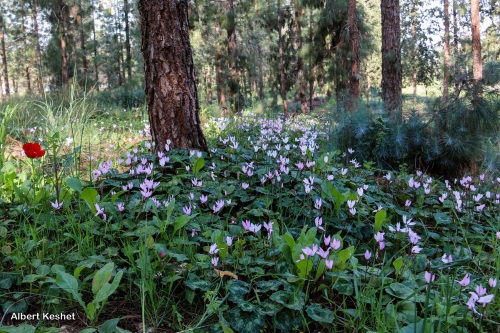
207,65 -> 213,103
452,0 -> 459,95
25,66 -> 31,94
0,15 -> 10,98
138,0 -> 207,151
91,0 -> 99,89
381,0 -> 402,121
443,0 -> 450,102
124,0 -> 132,81
294,6 -> 307,113
470,0 -> 482,101
32,0 -> 44,93
411,0 -> 417,104
347,0 -> 360,111
59,0 -> 69,89
226,0 -> 242,113
76,2 -> 88,74
278,0 -> 288,118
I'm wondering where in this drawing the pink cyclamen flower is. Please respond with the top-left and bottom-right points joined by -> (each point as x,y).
441,254 -> 453,264
315,217 -> 324,231
242,182 -> 249,189
475,285 -> 487,297
183,205 -> 192,216
242,220 -> 251,231
364,250 -> 372,260
200,194 -> 208,204
302,244 -> 318,257
424,271 -> 436,284
374,232 -> 385,243
325,259 -> 334,270
496,231 -> 500,240
226,236 -> 233,247
477,294 -> 495,307
211,257 -> 219,267
411,245 -> 422,254
489,278 -> 497,288
209,243 -> 219,255
317,248 -> 330,259
324,235 -> 331,247
457,274 -> 471,287
51,200 -> 63,210
330,238 -> 341,251
117,202 -> 125,212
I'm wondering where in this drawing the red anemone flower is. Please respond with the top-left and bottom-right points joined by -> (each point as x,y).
22,142 -> 46,159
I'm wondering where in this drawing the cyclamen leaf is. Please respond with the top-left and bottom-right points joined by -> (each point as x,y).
92,262 -> 114,295
306,303 -> 335,323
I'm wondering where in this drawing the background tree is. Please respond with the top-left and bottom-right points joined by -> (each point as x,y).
138,0 -> 207,151
381,0 -> 402,121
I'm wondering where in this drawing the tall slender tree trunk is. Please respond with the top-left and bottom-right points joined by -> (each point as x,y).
124,0 -> 132,81
226,0 -> 242,113
33,0 -> 44,93
138,0 -> 207,151
257,43 -> 264,99
207,65 -> 213,103
381,0 -> 402,122
452,0 -> 459,95
76,2 -> 88,74
277,0 -> 288,118
411,0 -> 417,104
216,54 -> 227,109
25,66 -> 31,94
59,0 -> 69,89
347,0 -> 360,111
443,0 -> 451,102
0,16 -> 10,98
470,0 -> 482,102
91,0 -> 99,90
294,6 -> 307,113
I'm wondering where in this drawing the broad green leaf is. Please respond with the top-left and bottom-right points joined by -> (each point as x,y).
193,157 -> 205,174
270,290 -> 305,310
228,308 -> 265,333
66,177 -> 83,193
55,272 -> 84,306
306,303 -> 335,323
81,187 -> 98,212
296,258 -> 313,278
173,215 -> 191,233
374,209 -> 387,233
393,256 -> 404,277
98,318 -> 120,333
386,283 -> 414,299
338,246 -> 355,263
92,262 -> 114,295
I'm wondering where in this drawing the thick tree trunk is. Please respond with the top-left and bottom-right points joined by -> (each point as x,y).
381,0 -> 402,121
347,0 -> 360,111
294,7 -> 307,113
443,0 -> 450,102
124,0 -> 132,81
33,0 -> 44,93
226,0 -> 242,113
278,0 -> 288,118
138,0 -> 207,151
216,54 -> 227,109
470,0 -> 482,101
59,0 -> 69,89
0,18 -> 10,98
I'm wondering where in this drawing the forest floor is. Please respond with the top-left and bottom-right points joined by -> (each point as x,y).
0,95 -> 499,333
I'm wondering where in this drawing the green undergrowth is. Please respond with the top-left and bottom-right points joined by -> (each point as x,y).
0,106 -> 499,332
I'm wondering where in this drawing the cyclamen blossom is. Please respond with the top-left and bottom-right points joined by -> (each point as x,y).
200,194 -> 208,204
411,245 -> 422,254
442,254 -> 453,264
330,238 -> 341,250
211,257 -> 219,267
315,217 -> 324,231
212,200 -> 224,213
324,235 -> 331,247
209,243 -> 219,255
314,198 -> 322,209
51,200 -> 63,210
117,202 -> 125,212
226,236 -> 233,247
424,271 -> 436,284
364,250 -> 372,260
457,274 -> 471,287
183,205 -> 192,215
489,278 -> 497,288
302,244 -> 319,257
325,259 -> 334,270
242,182 -> 249,189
